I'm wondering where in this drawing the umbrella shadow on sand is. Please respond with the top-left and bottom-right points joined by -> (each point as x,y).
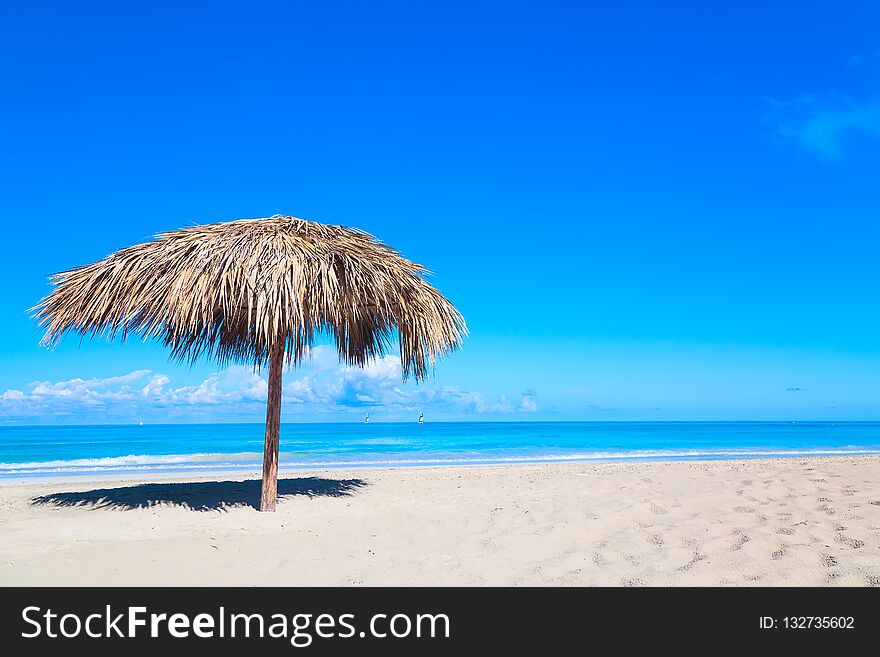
31,477 -> 367,512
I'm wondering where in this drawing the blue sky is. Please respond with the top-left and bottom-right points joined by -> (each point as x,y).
2,1 -> 880,424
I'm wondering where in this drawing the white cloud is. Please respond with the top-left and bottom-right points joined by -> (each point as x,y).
764,94 -> 880,158
0,355 -> 537,422
518,395 -> 538,413
148,367 -> 268,405
141,374 -> 170,396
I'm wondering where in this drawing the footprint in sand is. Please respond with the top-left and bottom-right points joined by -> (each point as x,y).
771,545 -> 786,560
649,502 -> 668,515
622,577 -> 646,587
834,533 -> 865,549
677,553 -> 706,572
730,533 -> 751,551
733,505 -> 755,514
648,534 -> 664,546
775,526 -> 796,535
866,575 -> 880,587
820,554 -> 839,568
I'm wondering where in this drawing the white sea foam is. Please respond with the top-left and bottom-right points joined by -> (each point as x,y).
2,446 -> 879,477
0,452 -> 261,471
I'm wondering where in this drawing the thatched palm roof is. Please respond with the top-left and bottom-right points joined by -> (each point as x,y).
34,215 -> 466,379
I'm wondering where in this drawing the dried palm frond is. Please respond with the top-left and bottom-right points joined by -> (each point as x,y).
33,215 -> 466,379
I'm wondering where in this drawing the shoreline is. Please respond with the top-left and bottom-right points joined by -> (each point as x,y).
1,455 -> 879,586
4,450 -> 880,486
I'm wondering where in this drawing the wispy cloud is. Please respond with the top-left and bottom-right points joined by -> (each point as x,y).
0,346 -> 537,422
786,387 -> 803,392
518,389 -> 538,413
764,94 -> 880,158
848,51 -> 880,70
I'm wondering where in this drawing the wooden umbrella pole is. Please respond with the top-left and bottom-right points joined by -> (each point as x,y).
259,336 -> 285,512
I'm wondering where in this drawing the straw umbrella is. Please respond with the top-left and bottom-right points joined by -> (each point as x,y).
34,215 -> 466,511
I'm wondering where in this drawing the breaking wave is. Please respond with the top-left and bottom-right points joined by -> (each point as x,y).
2,446 -> 879,477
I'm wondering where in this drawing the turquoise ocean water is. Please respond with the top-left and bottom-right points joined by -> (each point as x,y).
1,421 -> 880,478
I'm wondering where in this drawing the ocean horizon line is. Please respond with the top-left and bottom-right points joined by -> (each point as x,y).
4,419 -> 880,429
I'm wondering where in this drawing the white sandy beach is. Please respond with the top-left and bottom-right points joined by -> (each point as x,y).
1,456 -> 879,586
